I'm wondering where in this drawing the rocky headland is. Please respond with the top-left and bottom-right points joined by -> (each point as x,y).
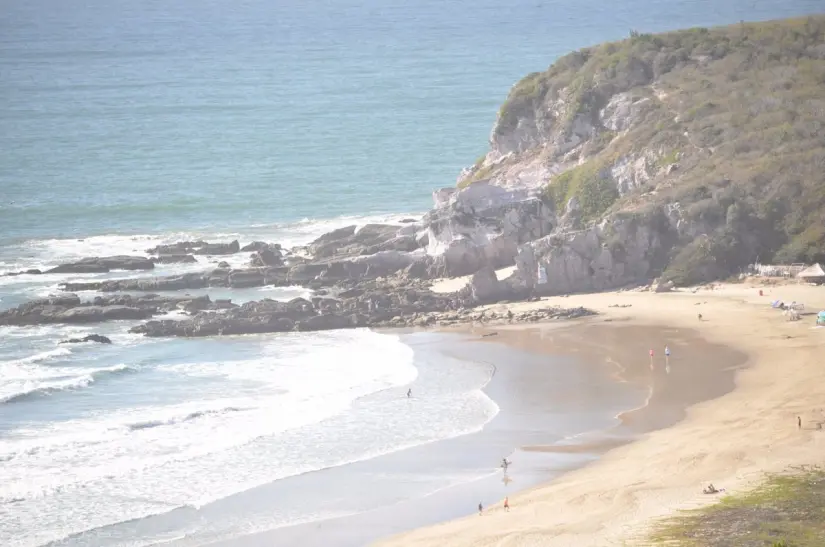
4,16 -> 824,337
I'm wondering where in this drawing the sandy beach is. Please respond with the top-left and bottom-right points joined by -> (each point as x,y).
377,280 -> 825,546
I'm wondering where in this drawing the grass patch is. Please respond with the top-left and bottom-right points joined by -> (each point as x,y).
657,149 -> 680,168
650,468 -> 825,546
457,163 -> 495,189
542,159 -> 619,221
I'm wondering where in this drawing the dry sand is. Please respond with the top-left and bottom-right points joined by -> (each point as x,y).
376,281 -> 825,546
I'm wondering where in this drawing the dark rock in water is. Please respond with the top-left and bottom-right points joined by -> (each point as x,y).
147,240 -> 208,255
241,241 -> 282,253
60,334 -> 112,344
228,269 -> 265,288
0,293 -> 220,326
151,254 -> 197,264
287,263 -> 328,284
399,218 -> 418,223
52,306 -> 153,323
307,225 -> 357,256
60,272 -> 214,293
148,240 -> 240,256
3,269 -> 42,277
178,295 -> 213,313
250,248 -> 282,268
216,261 -> 231,269
193,240 -> 240,256
46,256 -> 154,274
295,314 -> 356,331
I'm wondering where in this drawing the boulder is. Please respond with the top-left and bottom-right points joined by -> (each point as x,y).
228,270 -> 266,288
250,248 -> 282,267
193,240 -> 240,255
241,241 -> 282,252
149,240 -> 241,256
467,267 -> 501,304
147,241 -> 205,255
179,295 -> 213,313
652,278 -> 675,292
287,263 -> 328,284
295,314 -> 355,331
306,225 -> 357,257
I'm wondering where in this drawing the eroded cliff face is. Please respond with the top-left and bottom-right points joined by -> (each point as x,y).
421,16 -> 825,294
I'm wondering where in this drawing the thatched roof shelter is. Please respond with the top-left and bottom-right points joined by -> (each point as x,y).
797,263 -> 825,283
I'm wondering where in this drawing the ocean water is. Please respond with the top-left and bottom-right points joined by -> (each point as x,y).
1,0 -> 821,545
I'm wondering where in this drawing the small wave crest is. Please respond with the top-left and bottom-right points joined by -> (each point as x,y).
0,364 -> 136,404
3,346 -> 72,367
127,406 -> 249,431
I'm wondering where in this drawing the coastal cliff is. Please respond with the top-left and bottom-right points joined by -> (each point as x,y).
5,16 -> 824,338
425,15 -> 825,293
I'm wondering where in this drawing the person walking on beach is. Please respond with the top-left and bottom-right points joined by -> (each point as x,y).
798,416 -> 802,429
407,388 -> 412,398
504,497 -> 510,512
665,345 -> 671,374
649,348 -> 654,370
478,502 -> 483,515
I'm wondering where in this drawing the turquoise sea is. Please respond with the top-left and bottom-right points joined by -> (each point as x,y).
1,0 -> 821,545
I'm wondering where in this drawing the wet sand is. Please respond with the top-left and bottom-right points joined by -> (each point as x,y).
218,319 -> 744,547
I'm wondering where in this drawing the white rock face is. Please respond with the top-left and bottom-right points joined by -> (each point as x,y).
420,181 -> 555,277
599,92 -> 651,132
433,187 -> 457,208
511,212 -> 669,295
610,153 -> 655,196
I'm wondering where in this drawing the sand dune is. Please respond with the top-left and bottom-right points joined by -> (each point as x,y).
377,283 -> 825,546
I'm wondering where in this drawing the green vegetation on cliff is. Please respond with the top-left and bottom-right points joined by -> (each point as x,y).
474,15 -> 825,284
541,159 -> 618,220
650,468 -> 825,546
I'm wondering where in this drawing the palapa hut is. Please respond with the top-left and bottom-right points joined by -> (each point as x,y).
797,263 -> 825,284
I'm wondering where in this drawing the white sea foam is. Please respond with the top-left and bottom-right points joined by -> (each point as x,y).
0,330 -> 416,499
0,329 -> 499,547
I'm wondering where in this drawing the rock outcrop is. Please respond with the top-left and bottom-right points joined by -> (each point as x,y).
128,287 -> 595,337
442,17 -> 825,287
151,254 -> 197,264
3,269 -> 43,277
45,256 -> 155,274
303,223 -> 422,259
419,185 -> 554,278
60,334 -> 112,344
0,294 -> 235,326
148,240 -> 240,256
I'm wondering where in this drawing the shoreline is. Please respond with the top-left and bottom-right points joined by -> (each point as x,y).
208,329 -> 637,547
217,316 -> 743,547
377,283 -> 825,546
